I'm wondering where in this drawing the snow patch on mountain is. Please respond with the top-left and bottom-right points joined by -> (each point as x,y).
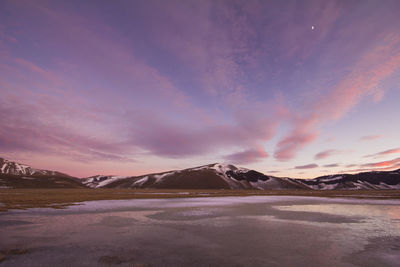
210,163 -> 252,189
82,175 -> 129,188
153,172 -> 175,182
317,176 -> 343,183
0,158 -> 57,176
131,176 -> 149,187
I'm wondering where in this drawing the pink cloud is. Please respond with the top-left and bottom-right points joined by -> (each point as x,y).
126,109 -> 280,159
345,158 -> 400,173
0,101 -> 134,163
223,147 -> 268,164
360,135 -> 383,141
0,3 -> 288,167
2,1 -> 400,172
274,117 -> 319,160
361,157 -> 400,168
274,131 -> 318,161
371,163 -> 400,171
315,35 -> 400,121
15,58 -> 51,78
275,33 -> 400,161
0,59 -> 135,164
314,149 -> 344,160
365,148 -> 400,158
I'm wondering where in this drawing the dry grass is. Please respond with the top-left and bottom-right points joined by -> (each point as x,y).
1,188 -> 399,212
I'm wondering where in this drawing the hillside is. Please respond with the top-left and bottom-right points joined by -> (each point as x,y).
1,158 -> 399,190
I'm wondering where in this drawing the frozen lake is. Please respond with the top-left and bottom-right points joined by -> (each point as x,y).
1,196 -> 399,266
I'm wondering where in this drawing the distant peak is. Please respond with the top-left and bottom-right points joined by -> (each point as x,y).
0,157 -> 67,177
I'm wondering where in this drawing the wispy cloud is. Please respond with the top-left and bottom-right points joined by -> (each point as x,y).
0,96 -> 135,163
125,109 -> 280,159
360,135 -> 383,141
1,0 -> 400,176
314,149 -> 343,160
344,161 -> 400,173
345,164 -> 358,168
295,163 -> 319,169
275,33 -> 400,160
364,148 -> 400,158
274,117 -> 318,160
223,147 -> 268,164
323,164 -> 340,168
361,157 -> 400,168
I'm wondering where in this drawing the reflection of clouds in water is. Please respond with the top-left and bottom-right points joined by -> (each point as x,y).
5,196 -> 399,215
66,196 -> 400,214
1,196 -> 400,267
178,209 -> 216,217
387,206 -> 400,220
275,204 -> 400,218
274,204 -> 400,237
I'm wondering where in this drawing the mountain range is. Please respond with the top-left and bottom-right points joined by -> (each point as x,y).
1,158 -> 399,190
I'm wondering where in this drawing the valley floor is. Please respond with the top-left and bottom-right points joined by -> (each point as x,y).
1,188 -> 400,212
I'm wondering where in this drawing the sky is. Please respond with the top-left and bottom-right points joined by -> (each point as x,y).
1,0 -> 400,178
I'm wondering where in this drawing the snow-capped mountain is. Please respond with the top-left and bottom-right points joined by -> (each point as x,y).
83,163 -> 400,190
295,169 -> 400,190
82,175 -> 132,188
0,158 -> 60,176
87,163 -> 309,190
0,158 -> 85,188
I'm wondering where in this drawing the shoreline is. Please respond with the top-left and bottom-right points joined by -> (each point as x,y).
1,188 -> 400,212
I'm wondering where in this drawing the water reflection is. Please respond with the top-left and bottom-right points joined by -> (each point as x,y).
0,196 -> 399,267
274,204 -> 400,237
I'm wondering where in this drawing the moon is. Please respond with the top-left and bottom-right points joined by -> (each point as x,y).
311,26 -> 315,30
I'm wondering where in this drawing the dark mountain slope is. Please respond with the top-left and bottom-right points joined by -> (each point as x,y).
0,158 -> 85,189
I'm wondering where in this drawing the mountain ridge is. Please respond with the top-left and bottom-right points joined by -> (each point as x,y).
0,158 -> 86,189
1,158 -> 399,190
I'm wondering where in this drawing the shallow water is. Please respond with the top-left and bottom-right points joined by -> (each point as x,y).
0,196 -> 399,266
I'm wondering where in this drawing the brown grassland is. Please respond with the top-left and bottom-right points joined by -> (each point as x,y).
1,189 -> 400,212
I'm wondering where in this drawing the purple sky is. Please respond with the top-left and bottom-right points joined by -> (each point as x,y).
1,0 -> 400,178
